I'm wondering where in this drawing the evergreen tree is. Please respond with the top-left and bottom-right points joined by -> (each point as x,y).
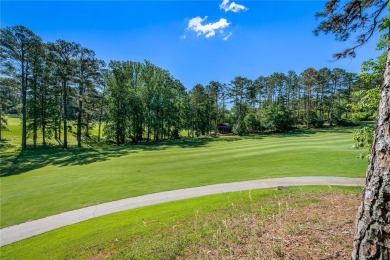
47,40 -> 79,148
0,26 -> 41,148
315,0 -> 390,257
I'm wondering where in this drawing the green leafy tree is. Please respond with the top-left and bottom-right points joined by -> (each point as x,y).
190,84 -> 207,136
104,61 -> 131,145
97,68 -> 108,142
315,0 -> 389,258
0,77 -> 17,140
74,47 -> 102,147
0,26 -> 41,148
350,44 -> 385,156
26,38 -> 45,146
229,76 -> 252,133
302,68 -> 319,127
207,81 -> 223,136
47,40 -> 79,148
260,99 -> 293,132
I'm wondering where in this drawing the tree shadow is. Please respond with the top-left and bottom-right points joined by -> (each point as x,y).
1,124 -> 363,178
279,129 -> 317,137
0,137 -> 223,178
0,145 -> 136,177
160,137 -> 220,148
313,125 -> 361,134
275,125 -> 365,138
0,138 -> 17,150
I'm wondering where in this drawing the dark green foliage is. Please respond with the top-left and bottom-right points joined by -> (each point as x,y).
232,120 -> 248,136
74,47 -> 103,147
244,111 -> 261,132
334,118 -> 359,127
0,76 -> 17,140
0,25 -> 42,148
260,100 -> 293,132
304,111 -> 324,128
0,25 -> 377,148
104,61 -> 131,145
104,61 -> 185,144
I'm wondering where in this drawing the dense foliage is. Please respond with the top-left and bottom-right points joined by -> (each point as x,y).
0,25 -> 380,147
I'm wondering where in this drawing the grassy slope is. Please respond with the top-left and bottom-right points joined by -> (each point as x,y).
0,186 -> 362,259
0,118 -> 367,227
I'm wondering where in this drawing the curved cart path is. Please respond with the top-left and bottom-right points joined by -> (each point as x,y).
0,176 -> 365,246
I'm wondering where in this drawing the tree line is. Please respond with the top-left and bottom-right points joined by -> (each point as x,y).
0,25 -> 379,148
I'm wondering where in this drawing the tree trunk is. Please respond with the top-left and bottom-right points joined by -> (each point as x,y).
41,87 -> 46,145
147,105 -> 151,142
21,52 -> 27,149
195,105 -> 199,137
77,85 -> 83,148
208,105 -> 211,136
33,75 -> 38,147
215,91 -> 218,136
97,86 -> 105,143
85,114 -> 90,138
352,50 -> 390,259
42,123 -> 46,145
98,103 -> 103,142
62,79 -> 68,149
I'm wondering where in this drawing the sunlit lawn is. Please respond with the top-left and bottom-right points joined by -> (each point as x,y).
0,186 -> 362,259
0,118 -> 367,227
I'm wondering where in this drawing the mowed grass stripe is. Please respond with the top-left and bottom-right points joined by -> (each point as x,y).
151,135 -> 352,158
0,126 -> 367,228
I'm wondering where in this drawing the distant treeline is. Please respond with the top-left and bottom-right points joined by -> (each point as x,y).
0,26 -> 382,148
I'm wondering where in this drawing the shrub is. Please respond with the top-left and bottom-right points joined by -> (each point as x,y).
304,111 -> 324,128
232,120 -> 248,136
260,102 -> 293,132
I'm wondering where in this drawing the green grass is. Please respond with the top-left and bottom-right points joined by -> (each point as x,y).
1,117 -> 81,150
0,186 -> 362,259
0,118 -> 368,228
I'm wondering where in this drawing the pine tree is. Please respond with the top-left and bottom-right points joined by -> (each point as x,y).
315,0 -> 390,257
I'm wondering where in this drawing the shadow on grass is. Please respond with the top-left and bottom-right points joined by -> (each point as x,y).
280,129 -> 317,137
1,124 -> 366,178
0,146 -> 136,177
0,137 -> 223,177
277,124 -> 366,137
158,137 -> 241,148
0,138 -> 17,150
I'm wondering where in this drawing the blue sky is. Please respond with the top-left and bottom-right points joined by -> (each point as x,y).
1,0 -> 382,89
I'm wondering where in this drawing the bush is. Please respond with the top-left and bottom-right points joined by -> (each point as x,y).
260,102 -> 293,132
304,111 -> 324,128
232,120 -> 248,136
244,112 -> 261,132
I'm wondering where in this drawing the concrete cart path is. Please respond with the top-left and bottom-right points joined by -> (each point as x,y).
0,176 -> 365,246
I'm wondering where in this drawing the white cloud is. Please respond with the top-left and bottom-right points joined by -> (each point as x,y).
220,0 -> 248,13
187,16 -> 230,39
223,32 -> 232,41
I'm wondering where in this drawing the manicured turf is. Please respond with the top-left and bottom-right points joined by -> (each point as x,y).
0,118 -> 367,227
0,186 -> 362,259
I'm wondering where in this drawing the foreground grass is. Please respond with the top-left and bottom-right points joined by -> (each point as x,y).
0,120 -> 367,227
0,186 -> 362,259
